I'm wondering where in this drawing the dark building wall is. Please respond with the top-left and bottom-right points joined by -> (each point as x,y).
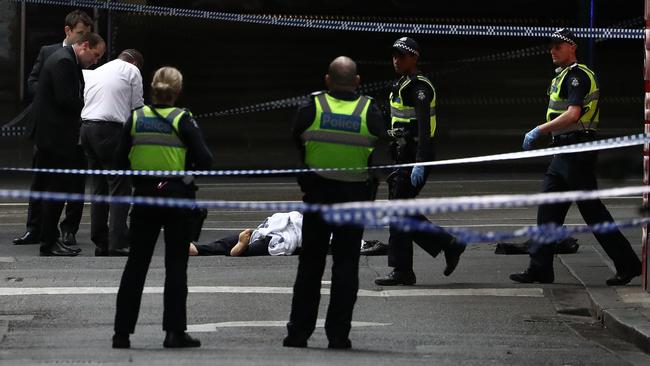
0,0 -> 644,175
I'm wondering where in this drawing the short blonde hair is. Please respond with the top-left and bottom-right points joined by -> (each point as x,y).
151,66 -> 183,105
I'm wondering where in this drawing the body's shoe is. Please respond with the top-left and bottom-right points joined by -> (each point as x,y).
443,240 -> 466,276
375,269 -> 416,286
13,231 -> 40,245
509,269 -> 554,284
328,338 -> 351,349
61,231 -> 77,246
163,332 -> 201,348
109,248 -> 130,257
283,336 -> 308,348
360,240 -> 388,256
39,240 -> 80,257
606,267 -> 642,286
112,333 -> 130,349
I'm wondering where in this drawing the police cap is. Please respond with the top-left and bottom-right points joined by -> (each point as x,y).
392,37 -> 420,56
549,28 -> 577,46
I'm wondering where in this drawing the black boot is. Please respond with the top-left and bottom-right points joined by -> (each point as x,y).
163,332 -> 201,348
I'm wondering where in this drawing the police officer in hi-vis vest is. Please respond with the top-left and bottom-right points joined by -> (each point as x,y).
375,37 -> 466,287
112,67 -> 213,349
284,56 -> 383,350
511,29 -> 641,286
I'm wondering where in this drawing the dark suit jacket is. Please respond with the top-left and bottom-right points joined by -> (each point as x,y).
32,45 -> 85,157
23,43 -> 63,139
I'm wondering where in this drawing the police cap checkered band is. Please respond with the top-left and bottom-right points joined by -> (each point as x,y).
392,37 -> 420,56
549,28 -> 577,46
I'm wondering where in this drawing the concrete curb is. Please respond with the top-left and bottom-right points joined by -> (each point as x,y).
559,248 -> 650,353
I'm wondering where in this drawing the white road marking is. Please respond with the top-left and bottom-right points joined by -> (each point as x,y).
0,286 -> 543,297
187,319 -> 391,332
0,257 -> 15,263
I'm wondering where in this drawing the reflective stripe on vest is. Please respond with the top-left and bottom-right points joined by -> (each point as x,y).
389,75 -> 437,137
301,93 -> 376,182
129,106 -> 187,172
546,64 -> 600,136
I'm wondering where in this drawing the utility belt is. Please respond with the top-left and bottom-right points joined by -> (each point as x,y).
387,126 -> 419,145
551,129 -> 597,147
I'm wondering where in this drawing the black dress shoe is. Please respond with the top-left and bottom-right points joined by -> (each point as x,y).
375,269 -> 416,286
282,335 -> 308,348
112,333 -> 130,349
13,231 -> 40,245
360,240 -> 388,256
39,241 -> 80,257
61,231 -> 77,246
606,268 -> 642,286
443,240 -> 466,276
328,338 -> 351,349
109,248 -> 130,257
509,269 -> 554,284
163,332 -> 201,348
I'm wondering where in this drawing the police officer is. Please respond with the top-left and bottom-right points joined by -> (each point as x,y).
284,56 -> 383,349
375,37 -> 465,286
511,29 -> 642,286
112,67 -> 213,348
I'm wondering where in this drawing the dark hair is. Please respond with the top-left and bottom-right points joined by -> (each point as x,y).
119,49 -> 144,70
64,10 -> 93,29
75,32 -> 105,49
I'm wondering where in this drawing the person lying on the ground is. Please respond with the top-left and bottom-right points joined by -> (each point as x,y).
188,211 -> 388,257
191,211 -> 303,257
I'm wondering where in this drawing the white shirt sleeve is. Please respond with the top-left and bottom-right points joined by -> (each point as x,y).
131,69 -> 144,110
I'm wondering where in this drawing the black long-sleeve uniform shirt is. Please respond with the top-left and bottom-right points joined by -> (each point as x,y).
291,90 -> 386,166
391,73 -> 436,163
116,105 -> 213,183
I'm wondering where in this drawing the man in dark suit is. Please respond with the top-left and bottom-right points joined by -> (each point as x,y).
33,32 -> 105,256
13,10 -> 93,247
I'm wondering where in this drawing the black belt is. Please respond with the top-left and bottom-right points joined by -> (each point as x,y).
81,119 -> 123,127
551,130 -> 597,146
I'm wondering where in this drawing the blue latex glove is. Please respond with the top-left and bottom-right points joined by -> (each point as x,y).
522,126 -> 542,150
411,165 -> 425,187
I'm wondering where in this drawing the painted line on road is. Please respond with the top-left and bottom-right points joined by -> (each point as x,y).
187,319 -> 391,332
0,286 -> 543,297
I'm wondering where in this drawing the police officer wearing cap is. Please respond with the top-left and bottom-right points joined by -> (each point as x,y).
112,66 -> 213,349
283,56 -> 383,349
511,29 -> 642,286
374,37 -> 466,286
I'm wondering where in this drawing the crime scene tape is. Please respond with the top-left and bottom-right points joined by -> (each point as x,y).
10,0 -> 643,39
0,184 -> 647,244
358,215 -> 650,245
1,133 -> 646,177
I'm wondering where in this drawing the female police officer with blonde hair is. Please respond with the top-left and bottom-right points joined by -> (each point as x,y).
112,66 -> 213,349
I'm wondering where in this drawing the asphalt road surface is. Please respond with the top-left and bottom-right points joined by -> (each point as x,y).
0,173 -> 649,365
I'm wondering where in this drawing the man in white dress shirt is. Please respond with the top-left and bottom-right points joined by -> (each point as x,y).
80,49 -> 144,256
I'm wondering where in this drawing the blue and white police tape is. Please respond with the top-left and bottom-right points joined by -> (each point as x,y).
357,215 -> 650,245
324,185 -> 650,222
0,185 -> 647,244
10,0 -> 643,39
1,132 -> 647,177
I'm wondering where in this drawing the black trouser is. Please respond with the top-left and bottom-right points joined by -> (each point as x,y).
287,174 -> 369,342
386,139 -> 456,272
195,234 -> 271,256
36,147 -> 86,244
80,122 -> 131,251
114,180 -> 193,333
529,148 -> 641,275
28,146 -> 86,237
